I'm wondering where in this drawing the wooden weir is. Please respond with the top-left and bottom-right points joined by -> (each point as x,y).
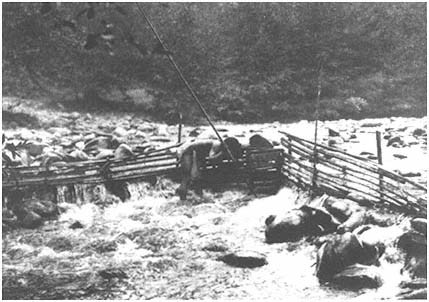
279,131 -> 427,217
2,144 -> 284,195
2,134 -> 426,218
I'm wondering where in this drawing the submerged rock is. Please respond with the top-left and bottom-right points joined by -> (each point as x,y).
69,221 -> 84,229
316,232 -> 384,282
397,231 -> 427,279
337,210 -> 368,233
21,211 -> 43,229
217,251 -> 267,268
410,218 -> 427,235
265,209 -> 315,243
332,264 -> 383,289
24,199 -> 57,218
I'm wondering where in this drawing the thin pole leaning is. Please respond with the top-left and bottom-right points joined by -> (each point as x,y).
135,3 -> 236,162
312,62 -> 323,191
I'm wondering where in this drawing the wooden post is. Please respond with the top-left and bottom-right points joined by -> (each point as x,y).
177,113 -> 182,143
376,131 -> 383,165
288,136 -> 292,179
376,131 -> 383,203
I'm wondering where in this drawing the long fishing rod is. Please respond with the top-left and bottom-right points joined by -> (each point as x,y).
135,3 -> 237,162
312,60 -> 323,191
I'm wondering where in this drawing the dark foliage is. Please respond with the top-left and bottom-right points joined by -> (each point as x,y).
2,3 -> 426,123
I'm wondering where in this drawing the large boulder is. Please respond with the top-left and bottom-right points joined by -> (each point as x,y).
410,218 -> 427,235
21,211 -> 43,229
337,210 -> 368,233
114,144 -> 135,160
25,141 -> 49,157
265,206 -> 339,243
316,232 -> 384,282
249,134 -> 273,149
397,231 -> 427,279
332,264 -> 383,289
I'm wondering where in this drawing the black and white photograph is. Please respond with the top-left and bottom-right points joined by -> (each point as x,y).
1,2 -> 427,300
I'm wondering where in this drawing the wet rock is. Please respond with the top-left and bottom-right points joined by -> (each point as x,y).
89,239 -> 118,253
95,149 -> 114,159
217,251 -> 267,268
345,193 -> 373,207
387,136 -> 404,147
40,151 -> 66,166
332,264 -> 383,289
114,144 -> 135,159
337,210 -> 368,233
202,242 -> 229,252
25,141 -> 49,157
137,123 -> 156,133
69,221 -> 84,229
328,128 -> 340,137
105,181 -> 130,202
98,268 -> 128,280
410,218 -> 427,235
399,278 -> 427,290
265,206 -> 339,243
316,232 -> 383,282
70,111 -> 81,119
324,197 -> 361,222
21,211 -> 43,229
397,231 -> 427,279
412,128 -> 426,137
69,149 -> 90,161
84,136 -> 119,152
397,231 -> 426,255
46,236 -> 73,252
48,127 -> 71,136
249,134 -> 273,148
265,210 -> 311,243
113,126 -> 129,137
328,137 -> 344,146
361,122 -> 382,128
24,199 -> 57,218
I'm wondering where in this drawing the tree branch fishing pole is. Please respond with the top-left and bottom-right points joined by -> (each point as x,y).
135,3 -> 237,162
312,58 -> 323,191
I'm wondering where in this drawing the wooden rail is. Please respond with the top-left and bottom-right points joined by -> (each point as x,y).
279,131 -> 427,217
2,147 -> 180,189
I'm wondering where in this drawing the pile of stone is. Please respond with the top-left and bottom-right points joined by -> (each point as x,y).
264,194 -> 425,292
396,218 -> 427,299
2,133 -> 154,168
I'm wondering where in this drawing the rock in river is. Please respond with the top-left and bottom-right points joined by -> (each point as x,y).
316,232 -> 384,282
21,211 -> 43,229
217,250 -> 267,268
332,264 -> 383,289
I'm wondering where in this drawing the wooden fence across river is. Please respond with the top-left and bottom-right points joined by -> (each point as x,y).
279,131 -> 427,217
2,133 -> 427,217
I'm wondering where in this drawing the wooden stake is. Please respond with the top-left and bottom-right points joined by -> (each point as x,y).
376,131 -> 383,203
177,113 -> 183,143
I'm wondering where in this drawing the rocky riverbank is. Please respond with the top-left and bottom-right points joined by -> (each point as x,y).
2,97 -> 427,299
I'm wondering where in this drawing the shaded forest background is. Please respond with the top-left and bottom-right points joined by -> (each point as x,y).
2,2 -> 427,124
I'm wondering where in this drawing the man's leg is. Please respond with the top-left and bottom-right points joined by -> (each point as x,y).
190,150 -> 204,196
178,153 -> 193,200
